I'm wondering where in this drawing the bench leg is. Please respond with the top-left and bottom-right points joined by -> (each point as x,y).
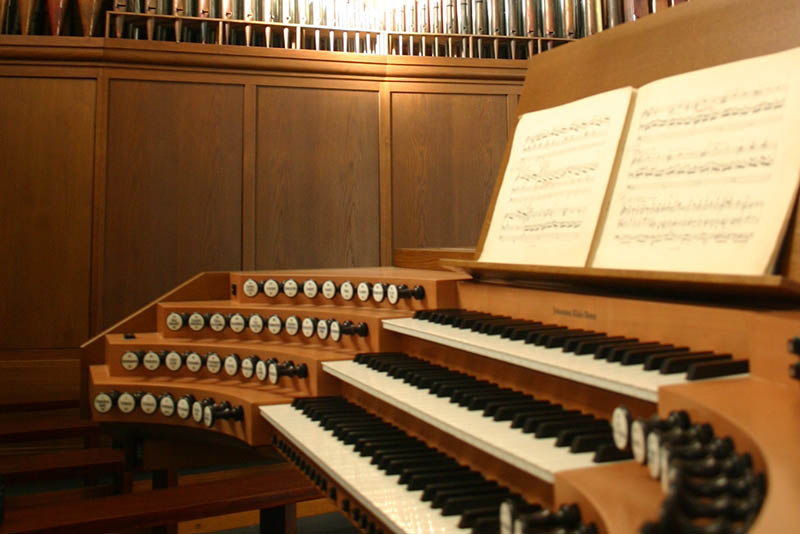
259,503 -> 296,534
152,468 -> 178,534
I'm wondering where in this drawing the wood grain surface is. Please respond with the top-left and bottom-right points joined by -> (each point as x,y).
254,86 -> 380,270
0,77 -> 95,349
391,92 -> 507,249
103,80 -> 244,329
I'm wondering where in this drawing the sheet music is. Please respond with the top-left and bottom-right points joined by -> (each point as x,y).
593,48 -> 800,275
479,87 -> 635,266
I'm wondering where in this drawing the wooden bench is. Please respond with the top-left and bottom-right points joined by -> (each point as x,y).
0,448 -> 125,484
0,412 -> 99,445
0,463 -> 320,534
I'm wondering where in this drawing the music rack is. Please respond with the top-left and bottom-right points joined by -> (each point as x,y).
439,0 -> 800,299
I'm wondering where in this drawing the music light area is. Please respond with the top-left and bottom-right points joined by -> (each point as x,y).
1,0 -> 798,533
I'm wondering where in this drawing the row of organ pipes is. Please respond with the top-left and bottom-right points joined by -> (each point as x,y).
0,0 -> 688,57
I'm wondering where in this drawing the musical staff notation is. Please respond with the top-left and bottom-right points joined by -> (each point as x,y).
593,50 -> 800,275
480,86 -> 635,266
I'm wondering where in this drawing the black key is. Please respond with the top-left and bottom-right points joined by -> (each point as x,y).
524,414 -> 595,435
422,479 -> 494,501
525,327 -> 572,346
355,352 -> 408,364
592,443 -> 633,462
453,313 -> 498,329
399,464 -> 471,485
594,338 -> 643,359
407,470 -> 484,491
415,372 -> 470,389
431,482 -> 500,508
500,321 -> 543,338
466,391 -> 529,411
370,443 -> 435,463
404,368 -> 452,384
416,309 -> 455,322
432,379 -> 485,397
431,309 -> 475,325
573,336 -> 633,355
615,344 -> 685,364
321,415 -> 380,429
386,362 -> 433,378
374,450 -> 444,468
563,334 -> 611,353
507,323 -> 560,340
517,503 -> 582,530
555,422 -> 612,447
440,491 -> 510,516
479,319 -> 530,335
470,317 -> 514,332
545,330 -> 600,349
484,398 -> 546,418
602,342 -> 662,361
519,411 -> 585,433
622,346 -> 689,366
643,349 -> 702,370
485,321 -> 535,336
340,429 -> 407,445
568,432 -> 615,452
461,386 -> 523,403
362,440 -> 429,457
355,436 -> 420,454
687,359 -> 749,380
510,405 -> 566,428
384,457 -> 460,476
450,385 -> 500,404
471,516 -> 501,534
535,417 -> 602,438
458,506 -> 505,528
411,371 -> 466,388
660,354 -> 731,374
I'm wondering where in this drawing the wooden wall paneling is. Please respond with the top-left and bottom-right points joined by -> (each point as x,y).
379,82 -> 393,265
0,352 -> 81,409
0,76 -> 96,349
90,69 -> 109,337
506,93 -> 519,138
254,85 -> 380,269
391,91 -> 509,250
103,79 -> 244,329
242,83 -> 257,270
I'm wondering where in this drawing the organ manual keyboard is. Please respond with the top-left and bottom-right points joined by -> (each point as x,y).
84,264 -> 800,533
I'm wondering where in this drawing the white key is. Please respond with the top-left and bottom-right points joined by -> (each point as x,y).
261,404 -> 470,534
322,361 -> 602,483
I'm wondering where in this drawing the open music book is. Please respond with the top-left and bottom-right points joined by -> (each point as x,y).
478,46 -> 800,276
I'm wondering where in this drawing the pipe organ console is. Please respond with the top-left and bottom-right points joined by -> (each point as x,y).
86,266 -> 799,533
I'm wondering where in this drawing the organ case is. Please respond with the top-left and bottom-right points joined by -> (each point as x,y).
82,0 -> 800,532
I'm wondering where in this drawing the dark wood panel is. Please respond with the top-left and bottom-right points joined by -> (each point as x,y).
0,77 -> 95,349
0,359 -> 80,407
391,92 -> 507,249
103,80 -> 243,329
254,87 -> 379,269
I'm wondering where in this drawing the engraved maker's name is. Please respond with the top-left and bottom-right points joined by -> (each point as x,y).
553,307 -> 597,320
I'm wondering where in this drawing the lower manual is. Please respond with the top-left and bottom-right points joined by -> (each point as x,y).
262,397 -> 597,534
